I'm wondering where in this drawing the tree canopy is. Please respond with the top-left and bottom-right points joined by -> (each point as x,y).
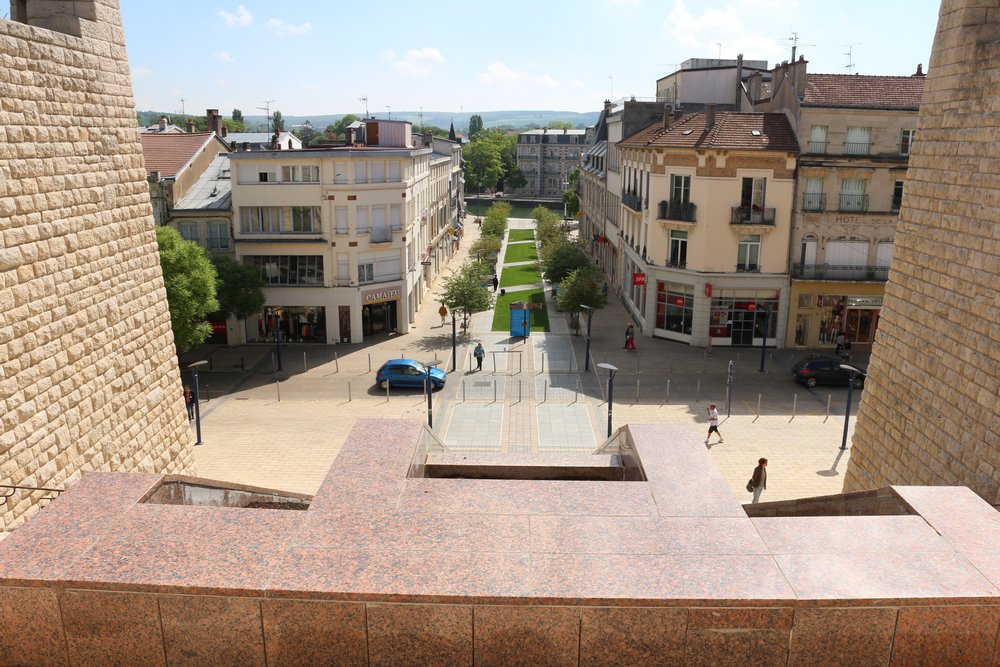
210,254 -> 265,320
272,110 -> 285,132
463,128 -> 517,193
155,226 -> 218,352
439,261 -> 494,329
232,109 -> 243,123
468,114 -> 484,137
539,239 -> 590,284
481,201 -> 511,239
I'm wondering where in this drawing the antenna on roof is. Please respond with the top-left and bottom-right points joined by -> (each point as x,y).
842,43 -> 861,74
359,96 -> 368,118
786,31 -> 815,62
257,100 -> 276,133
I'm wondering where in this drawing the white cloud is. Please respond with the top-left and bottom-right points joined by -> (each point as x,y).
571,79 -> 585,89
267,18 -> 312,36
609,0 -> 640,5
217,5 -> 252,27
663,0 -> 786,63
478,62 -> 561,89
132,66 -> 153,79
383,47 -> 446,77
213,51 -> 235,63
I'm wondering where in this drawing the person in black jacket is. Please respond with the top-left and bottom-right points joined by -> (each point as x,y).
750,458 -> 767,504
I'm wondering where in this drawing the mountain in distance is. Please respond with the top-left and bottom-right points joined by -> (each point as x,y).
139,109 -> 600,133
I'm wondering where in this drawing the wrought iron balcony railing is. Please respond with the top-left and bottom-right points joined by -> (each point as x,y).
658,200 -> 696,222
622,191 -> 643,212
370,227 -> 393,243
730,206 -> 775,225
802,193 -> 826,212
838,194 -> 869,212
843,141 -> 870,155
808,140 -> 827,153
792,263 -> 890,281
735,263 -> 760,273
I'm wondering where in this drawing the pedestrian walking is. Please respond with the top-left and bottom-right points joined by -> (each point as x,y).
705,404 -> 723,444
492,275 -> 499,292
749,458 -> 767,504
601,281 -> 609,297
438,304 -> 448,325
624,324 -> 636,351
183,385 -> 194,420
473,342 -> 485,371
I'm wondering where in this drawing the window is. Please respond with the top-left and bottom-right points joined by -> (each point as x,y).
178,222 -> 198,242
668,231 -> 687,268
244,255 -> 324,285
900,129 -> 916,156
809,126 -> 827,153
839,178 -> 867,212
257,169 -> 275,183
655,282 -> 693,334
281,165 -> 319,182
335,207 -> 348,234
891,181 -> 904,213
333,162 -> 348,183
389,204 -> 402,230
354,162 -> 367,184
358,262 -> 374,283
670,174 -> 690,204
737,234 -> 761,271
845,127 -> 871,155
803,177 -> 824,211
370,162 -> 386,183
290,207 -> 319,232
208,223 -> 229,250
356,207 -> 369,232
240,207 -> 282,233
388,162 -> 401,182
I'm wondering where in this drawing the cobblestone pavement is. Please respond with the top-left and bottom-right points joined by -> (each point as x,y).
187,218 -> 865,503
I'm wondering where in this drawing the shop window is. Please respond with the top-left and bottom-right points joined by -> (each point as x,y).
655,282 -> 693,334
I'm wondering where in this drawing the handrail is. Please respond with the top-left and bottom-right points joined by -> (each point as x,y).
0,483 -> 64,506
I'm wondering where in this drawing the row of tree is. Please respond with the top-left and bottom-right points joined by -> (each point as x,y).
533,207 -> 607,329
438,202 -> 511,328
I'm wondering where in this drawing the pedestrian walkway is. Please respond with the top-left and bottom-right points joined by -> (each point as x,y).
191,215 -> 862,505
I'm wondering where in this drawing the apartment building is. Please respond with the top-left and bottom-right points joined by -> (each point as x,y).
655,56 -> 769,110
616,108 -> 799,347
228,119 -> 464,345
515,128 -> 586,197
752,60 -> 925,349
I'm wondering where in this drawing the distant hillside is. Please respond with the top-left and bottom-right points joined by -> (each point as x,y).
138,110 -> 600,134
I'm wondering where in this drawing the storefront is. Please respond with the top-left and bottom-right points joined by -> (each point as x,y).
361,286 -> 401,337
248,306 -> 327,343
787,283 -> 883,349
708,289 -> 780,347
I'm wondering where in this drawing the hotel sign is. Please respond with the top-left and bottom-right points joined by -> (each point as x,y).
362,287 -> 401,304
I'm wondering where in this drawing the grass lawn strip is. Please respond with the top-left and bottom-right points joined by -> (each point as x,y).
508,229 -> 535,242
491,288 -> 550,332
499,264 -> 542,288
503,243 -> 538,264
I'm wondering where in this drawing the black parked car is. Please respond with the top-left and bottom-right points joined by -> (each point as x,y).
792,356 -> 866,388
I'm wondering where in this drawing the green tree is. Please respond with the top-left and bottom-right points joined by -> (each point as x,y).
210,255 -> 265,320
463,139 -> 504,193
470,236 -> 502,264
468,114 -> 484,137
556,265 -> 608,330
440,261 -> 493,330
548,120 -> 575,129
329,114 -> 360,140
296,121 -> 317,146
505,166 -> 527,192
533,206 -> 565,248
156,226 -> 218,352
482,201 -> 511,238
232,108 -> 243,123
563,189 -> 580,217
272,110 -> 285,132
539,238 -> 589,284
223,118 -> 245,134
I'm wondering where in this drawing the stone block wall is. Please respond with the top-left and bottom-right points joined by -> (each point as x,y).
0,0 -> 195,530
845,0 -> 1000,504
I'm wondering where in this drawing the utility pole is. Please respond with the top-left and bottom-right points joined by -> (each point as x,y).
180,98 -> 185,116
385,105 -> 391,120
257,100 -> 275,133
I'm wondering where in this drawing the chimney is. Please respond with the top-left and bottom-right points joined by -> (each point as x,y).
242,142 -> 250,151
604,99 -> 613,113
674,108 -> 684,121
347,127 -> 356,145
221,126 -> 228,138
914,63 -> 924,76
705,104 -> 716,130
735,53 -> 744,107
206,108 -> 223,136
662,103 -> 672,130
186,119 -> 194,133
158,115 -> 167,131
230,141 -> 237,152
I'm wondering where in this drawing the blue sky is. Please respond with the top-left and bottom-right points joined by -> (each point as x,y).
122,0 -> 941,117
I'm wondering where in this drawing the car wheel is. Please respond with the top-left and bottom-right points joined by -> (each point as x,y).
852,376 -> 864,389
379,379 -> 390,390
805,377 -> 817,388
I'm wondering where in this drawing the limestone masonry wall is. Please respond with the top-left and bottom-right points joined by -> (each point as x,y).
846,0 -> 1000,504
0,0 -> 195,530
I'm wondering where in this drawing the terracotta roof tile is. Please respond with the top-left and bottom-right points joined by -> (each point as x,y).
803,74 -> 925,110
618,112 -> 799,153
139,132 -> 216,178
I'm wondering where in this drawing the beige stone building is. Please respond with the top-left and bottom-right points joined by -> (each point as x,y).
846,0 -> 1000,506
753,61 -> 925,351
1,1 -> 195,530
229,120 -> 464,344
615,108 -> 799,347
515,128 -> 586,198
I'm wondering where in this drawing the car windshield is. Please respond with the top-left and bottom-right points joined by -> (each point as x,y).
410,362 -> 428,373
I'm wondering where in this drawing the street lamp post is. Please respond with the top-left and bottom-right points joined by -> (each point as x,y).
563,181 -> 570,219
188,360 -> 208,445
580,305 -> 594,372
758,308 -> 769,373
839,364 -> 860,450
597,362 -> 619,437
451,313 -> 457,372
424,359 -> 442,429
726,359 -> 734,418
274,314 -> 283,372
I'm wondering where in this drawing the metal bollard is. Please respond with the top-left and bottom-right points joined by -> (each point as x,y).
401,353 -> 404,359
635,378 -> 640,404
492,352 -> 496,374
665,379 -> 670,404
757,393 -> 762,418
574,377 -> 580,403
275,378 -> 281,402
348,382 -> 352,402
335,352 -> 339,373
518,379 -> 522,403
696,379 -> 701,402
271,352 -> 277,373
386,382 -> 389,402
540,352 -> 545,374
303,352 -> 308,373
493,380 -> 497,403
241,357 -> 245,373
825,394 -> 831,422
791,394 -> 797,421
462,380 -> 466,402
368,354 -> 372,373
544,380 -> 548,403
205,385 -> 210,402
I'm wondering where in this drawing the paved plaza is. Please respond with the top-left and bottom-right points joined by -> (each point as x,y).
186,218 -> 865,503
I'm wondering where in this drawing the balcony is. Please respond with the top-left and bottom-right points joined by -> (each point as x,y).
843,142 -> 870,156
730,206 -> 775,225
808,140 -> 827,153
735,264 -> 760,273
370,228 -> 393,243
622,191 -> 644,212
792,263 -> 890,281
802,193 -> 826,212
657,200 -> 696,222
838,194 -> 869,212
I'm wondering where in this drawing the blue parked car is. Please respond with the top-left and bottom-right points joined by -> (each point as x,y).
376,359 -> 446,391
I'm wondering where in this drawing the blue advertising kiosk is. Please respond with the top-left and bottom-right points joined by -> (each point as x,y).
510,301 -> 530,338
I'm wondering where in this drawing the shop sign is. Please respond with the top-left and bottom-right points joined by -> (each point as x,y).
847,296 -> 883,308
362,287 -> 401,304
632,272 -> 647,286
